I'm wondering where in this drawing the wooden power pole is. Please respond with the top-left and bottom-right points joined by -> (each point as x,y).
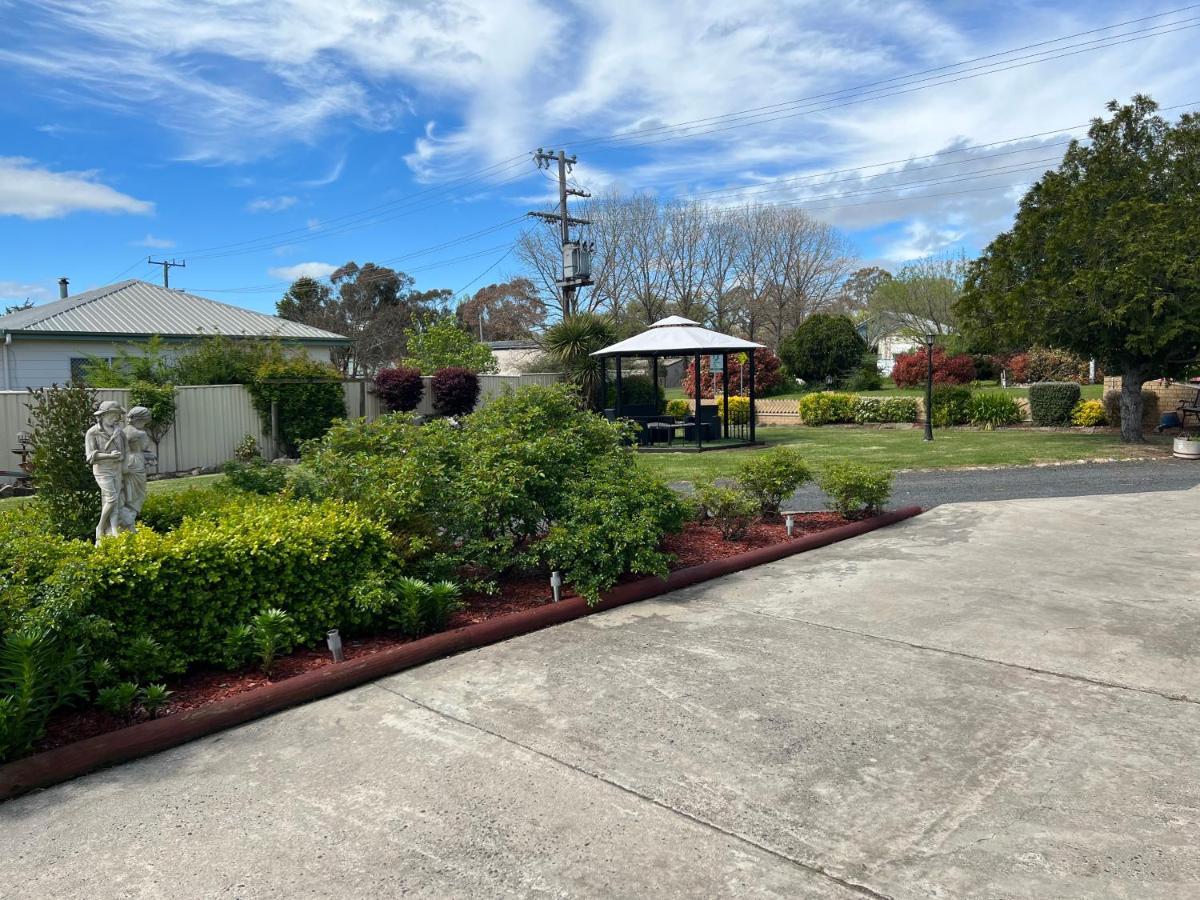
147,257 -> 186,288
528,149 -> 593,316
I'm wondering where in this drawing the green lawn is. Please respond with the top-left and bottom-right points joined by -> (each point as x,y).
636,426 -> 1164,483
0,473 -> 222,511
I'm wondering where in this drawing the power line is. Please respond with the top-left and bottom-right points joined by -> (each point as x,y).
558,8 -> 1200,152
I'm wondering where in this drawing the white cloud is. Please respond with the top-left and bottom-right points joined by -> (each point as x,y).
0,280 -> 52,306
133,233 -> 175,248
0,157 -> 153,219
305,217 -> 321,230
246,195 -> 298,213
303,156 -> 346,187
268,261 -> 337,281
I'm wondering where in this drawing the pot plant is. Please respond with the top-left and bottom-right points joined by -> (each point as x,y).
1173,431 -> 1200,460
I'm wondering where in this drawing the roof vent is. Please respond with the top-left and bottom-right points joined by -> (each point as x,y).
58,277 -> 69,299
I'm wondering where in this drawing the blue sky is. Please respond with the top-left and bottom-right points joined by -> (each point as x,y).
1,0 -> 1198,315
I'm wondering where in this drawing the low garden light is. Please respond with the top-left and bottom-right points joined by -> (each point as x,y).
326,629 -> 344,663
550,570 -> 563,603
785,513 -> 795,538
923,332 -> 936,443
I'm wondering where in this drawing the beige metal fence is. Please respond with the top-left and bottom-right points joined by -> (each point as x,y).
2,373 -> 562,478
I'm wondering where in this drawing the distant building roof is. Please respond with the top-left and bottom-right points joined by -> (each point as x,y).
486,339 -> 540,350
591,316 -> 761,357
0,279 -> 348,343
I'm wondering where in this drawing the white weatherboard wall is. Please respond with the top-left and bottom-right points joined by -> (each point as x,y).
1,373 -> 562,478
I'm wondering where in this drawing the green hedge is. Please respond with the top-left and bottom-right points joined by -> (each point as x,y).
930,385 -> 973,427
0,504 -> 89,635
797,391 -> 856,425
1028,382 -> 1081,426
47,498 -> 390,672
852,396 -> 919,424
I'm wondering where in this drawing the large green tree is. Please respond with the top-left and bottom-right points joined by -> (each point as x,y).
779,313 -> 866,384
957,96 -> 1200,442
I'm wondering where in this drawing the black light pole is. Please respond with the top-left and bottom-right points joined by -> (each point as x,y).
923,333 -> 935,442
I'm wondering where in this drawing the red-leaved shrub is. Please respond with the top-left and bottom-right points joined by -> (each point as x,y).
1003,352 -> 1030,384
373,366 -> 424,412
681,348 -> 784,398
431,367 -> 480,416
891,347 -> 976,387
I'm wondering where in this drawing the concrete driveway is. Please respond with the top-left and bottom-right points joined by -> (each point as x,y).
3,489 -> 1198,899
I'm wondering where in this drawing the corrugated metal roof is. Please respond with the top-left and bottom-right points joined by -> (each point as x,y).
0,279 -> 348,342
592,316 -> 761,357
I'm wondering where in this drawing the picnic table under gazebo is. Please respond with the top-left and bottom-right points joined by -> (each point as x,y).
591,315 -> 763,451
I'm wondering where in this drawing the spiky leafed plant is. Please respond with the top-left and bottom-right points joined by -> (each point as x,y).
539,314 -> 618,410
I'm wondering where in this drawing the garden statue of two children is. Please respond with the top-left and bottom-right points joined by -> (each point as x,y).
85,400 -> 156,542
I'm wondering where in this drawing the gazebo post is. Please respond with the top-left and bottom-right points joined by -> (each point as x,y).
651,355 -> 660,415
615,355 -> 624,418
693,352 -> 702,449
722,354 -> 730,440
748,350 -> 757,444
599,357 -> 607,412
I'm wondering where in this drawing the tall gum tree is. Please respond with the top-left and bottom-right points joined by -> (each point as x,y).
955,96 -> 1200,442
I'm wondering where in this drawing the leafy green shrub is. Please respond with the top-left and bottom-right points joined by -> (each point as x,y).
0,504 -> 90,633
1103,389 -> 1160,430
693,482 -> 760,540
234,434 -> 260,463
138,487 -> 237,532
606,374 -> 665,409
402,317 -> 498,374
816,462 -> 894,519
1028,382 -> 1081,426
852,397 -> 919,424
373,366 -> 425,413
26,382 -> 99,540
538,456 -> 687,603
129,381 -> 176,450
845,360 -> 884,392
48,498 -> 390,672
967,392 -> 1023,429
1072,399 -> 1107,426
431,366 -> 480,416
245,356 -> 345,456
224,608 -> 299,676
734,447 -> 811,516
797,391 -> 856,425
222,458 -> 287,495
0,626 -> 88,763
930,385 -> 973,427
350,574 -> 463,636
665,398 -> 691,417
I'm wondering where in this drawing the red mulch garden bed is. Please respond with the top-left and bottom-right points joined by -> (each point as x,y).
33,513 -> 847,755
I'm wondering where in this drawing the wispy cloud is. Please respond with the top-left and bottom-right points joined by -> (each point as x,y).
246,195 -> 298,213
0,280 -> 52,305
302,156 -> 346,187
0,157 -> 153,219
132,233 -> 175,249
268,261 -> 336,281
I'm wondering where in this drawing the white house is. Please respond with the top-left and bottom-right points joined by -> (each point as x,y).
0,279 -> 349,389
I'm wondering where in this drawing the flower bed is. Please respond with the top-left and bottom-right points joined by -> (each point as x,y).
30,515 -> 846,756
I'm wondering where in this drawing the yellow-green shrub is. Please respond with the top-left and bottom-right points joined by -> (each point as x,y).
797,392 -> 856,425
1071,399 -> 1107,426
665,398 -> 691,417
714,395 -> 751,425
47,498 -> 390,672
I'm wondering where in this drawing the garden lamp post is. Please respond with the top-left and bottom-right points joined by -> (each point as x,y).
923,333 -> 936,442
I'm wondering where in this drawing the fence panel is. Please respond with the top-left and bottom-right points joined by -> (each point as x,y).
1,374 -> 564,479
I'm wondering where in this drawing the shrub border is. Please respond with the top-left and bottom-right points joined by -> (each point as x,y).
0,505 -> 922,801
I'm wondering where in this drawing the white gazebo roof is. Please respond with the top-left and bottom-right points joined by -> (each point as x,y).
591,316 -> 762,357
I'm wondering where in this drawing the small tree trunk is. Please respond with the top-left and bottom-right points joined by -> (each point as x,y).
1119,366 -> 1147,443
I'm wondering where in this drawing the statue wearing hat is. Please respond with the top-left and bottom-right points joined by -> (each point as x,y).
119,406 -> 156,531
85,400 -> 127,542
